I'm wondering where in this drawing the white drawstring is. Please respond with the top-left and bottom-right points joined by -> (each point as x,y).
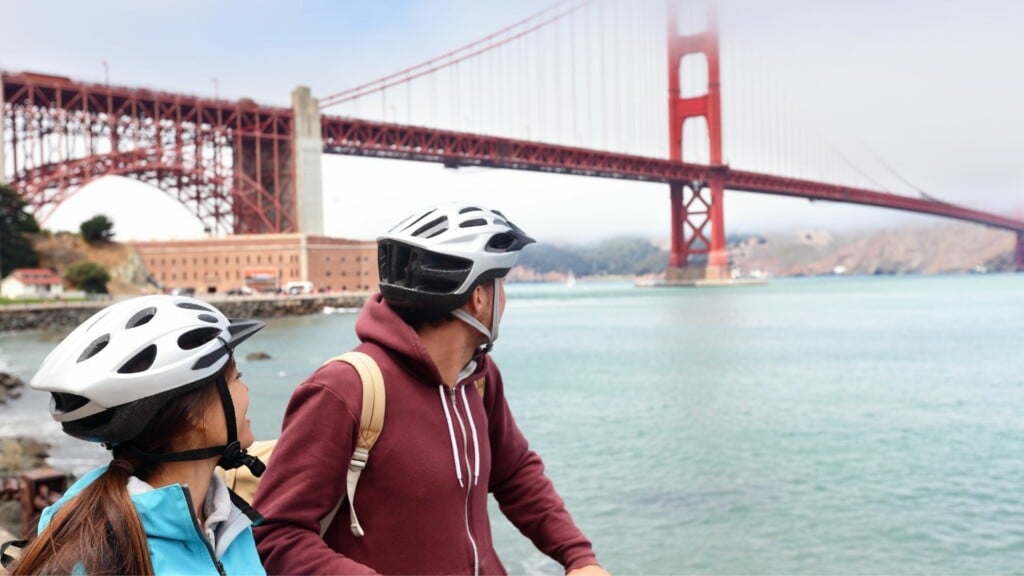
438,385 -> 464,487
459,386 -> 481,485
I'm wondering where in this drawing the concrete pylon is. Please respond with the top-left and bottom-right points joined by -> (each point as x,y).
292,86 -> 324,236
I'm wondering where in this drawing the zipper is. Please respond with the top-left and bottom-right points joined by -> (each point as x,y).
448,385 -> 480,576
181,486 -> 227,576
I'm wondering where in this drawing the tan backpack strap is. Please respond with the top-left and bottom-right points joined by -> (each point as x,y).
317,351 -> 385,537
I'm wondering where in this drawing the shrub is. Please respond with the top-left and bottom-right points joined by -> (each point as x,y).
80,214 -> 115,244
64,261 -> 110,293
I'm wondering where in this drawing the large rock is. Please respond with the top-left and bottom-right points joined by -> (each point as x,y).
0,372 -> 26,405
0,437 -> 50,472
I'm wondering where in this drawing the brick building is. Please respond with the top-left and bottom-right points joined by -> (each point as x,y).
132,234 -> 378,295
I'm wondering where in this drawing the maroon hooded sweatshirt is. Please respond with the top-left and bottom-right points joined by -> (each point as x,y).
253,294 -> 598,575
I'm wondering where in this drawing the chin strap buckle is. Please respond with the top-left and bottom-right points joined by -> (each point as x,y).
218,441 -> 266,477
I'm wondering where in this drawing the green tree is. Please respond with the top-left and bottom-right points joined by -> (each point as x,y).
64,261 -> 110,294
0,183 -> 41,278
80,214 -> 116,244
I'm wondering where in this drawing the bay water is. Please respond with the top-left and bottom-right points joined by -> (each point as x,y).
2,274 -> 1023,574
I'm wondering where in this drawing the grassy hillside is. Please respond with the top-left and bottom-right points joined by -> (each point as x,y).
33,233 -> 155,295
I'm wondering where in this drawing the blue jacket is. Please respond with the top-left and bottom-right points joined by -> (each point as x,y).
39,466 -> 266,575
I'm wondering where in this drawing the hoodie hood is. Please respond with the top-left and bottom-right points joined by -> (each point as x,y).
356,293 -> 487,387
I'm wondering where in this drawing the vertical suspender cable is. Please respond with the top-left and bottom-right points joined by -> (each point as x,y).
557,18 -> 565,144
538,24 -> 545,141
600,0 -> 606,149
521,34 -> 527,138
586,2 -> 593,146
571,8 -> 577,145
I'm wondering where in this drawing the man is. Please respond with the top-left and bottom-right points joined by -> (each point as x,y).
253,203 -> 608,575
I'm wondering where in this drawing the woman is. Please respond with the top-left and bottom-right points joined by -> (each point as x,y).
6,294 -> 268,575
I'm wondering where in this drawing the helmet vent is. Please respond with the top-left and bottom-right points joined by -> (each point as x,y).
460,218 -> 487,228
413,216 -> 448,238
52,392 -> 90,414
398,209 -> 436,233
486,232 -> 516,251
459,206 -> 481,214
176,302 -> 214,312
77,334 -> 110,363
125,306 -> 157,329
118,344 -> 158,374
197,313 -> 219,324
178,327 -> 222,350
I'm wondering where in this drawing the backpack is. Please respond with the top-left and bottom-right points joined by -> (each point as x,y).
217,350 -> 385,537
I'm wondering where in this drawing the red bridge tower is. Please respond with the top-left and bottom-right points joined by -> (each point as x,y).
666,1 -> 728,281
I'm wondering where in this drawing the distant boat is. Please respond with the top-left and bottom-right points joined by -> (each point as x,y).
566,270 -> 576,287
323,305 -> 360,315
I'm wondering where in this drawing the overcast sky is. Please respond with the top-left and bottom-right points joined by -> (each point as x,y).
3,0 -> 1023,244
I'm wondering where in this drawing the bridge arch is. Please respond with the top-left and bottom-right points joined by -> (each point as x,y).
15,149 -> 280,235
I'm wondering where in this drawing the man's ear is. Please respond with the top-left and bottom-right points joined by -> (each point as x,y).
466,283 -> 491,317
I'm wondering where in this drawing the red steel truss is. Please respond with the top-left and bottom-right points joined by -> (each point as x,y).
2,71 -> 296,234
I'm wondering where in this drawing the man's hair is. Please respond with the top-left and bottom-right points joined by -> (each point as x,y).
390,303 -> 454,332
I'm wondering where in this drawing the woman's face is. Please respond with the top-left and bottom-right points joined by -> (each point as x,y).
204,363 -> 254,450
227,364 -> 255,449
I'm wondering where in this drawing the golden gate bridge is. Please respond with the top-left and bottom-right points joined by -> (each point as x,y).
3,0 -> 1022,278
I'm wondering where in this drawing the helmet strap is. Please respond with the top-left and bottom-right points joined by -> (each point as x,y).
211,367 -> 266,476
451,278 -> 502,354
450,308 -> 491,342
490,277 -> 502,342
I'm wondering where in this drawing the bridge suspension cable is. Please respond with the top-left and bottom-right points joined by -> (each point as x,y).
318,0 -> 590,109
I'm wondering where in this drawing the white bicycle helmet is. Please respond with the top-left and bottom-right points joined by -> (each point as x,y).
377,202 -> 535,310
30,294 -> 264,447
